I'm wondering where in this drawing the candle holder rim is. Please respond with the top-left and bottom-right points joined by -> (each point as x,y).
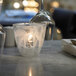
13,22 -> 46,27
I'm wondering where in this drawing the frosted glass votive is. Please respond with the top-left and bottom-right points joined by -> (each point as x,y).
13,23 -> 46,57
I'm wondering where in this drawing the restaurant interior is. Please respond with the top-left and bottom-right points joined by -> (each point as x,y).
0,0 -> 76,39
0,0 -> 76,76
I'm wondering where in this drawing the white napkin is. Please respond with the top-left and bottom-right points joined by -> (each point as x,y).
62,39 -> 76,56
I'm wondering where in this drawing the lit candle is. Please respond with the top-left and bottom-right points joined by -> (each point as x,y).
26,33 -> 33,47
28,34 -> 33,43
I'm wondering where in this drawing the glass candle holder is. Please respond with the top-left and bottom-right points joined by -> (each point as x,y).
13,23 -> 46,57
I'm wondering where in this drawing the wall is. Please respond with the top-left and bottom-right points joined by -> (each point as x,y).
60,0 -> 76,10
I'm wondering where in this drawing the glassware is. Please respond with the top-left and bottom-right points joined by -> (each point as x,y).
13,23 -> 46,57
30,0 -> 55,40
0,24 -> 6,55
0,0 -> 3,14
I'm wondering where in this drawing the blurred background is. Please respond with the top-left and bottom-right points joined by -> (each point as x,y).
0,0 -> 76,39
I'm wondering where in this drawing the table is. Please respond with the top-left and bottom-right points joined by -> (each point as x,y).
0,40 -> 76,76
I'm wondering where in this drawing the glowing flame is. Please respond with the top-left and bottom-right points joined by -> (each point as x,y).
28,34 -> 33,42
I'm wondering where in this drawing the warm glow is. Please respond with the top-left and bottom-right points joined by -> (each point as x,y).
50,8 -> 54,13
22,0 -> 39,7
23,0 -> 39,13
28,34 -> 33,42
0,0 -> 3,3
51,1 -> 59,8
57,29 -> 61,34
13,2 -> 20,9
29,1 -> 39,7
22,0 -> 28,6
29,68 -> 32,76
49,27 -> 51,35
24,7 -> 38,13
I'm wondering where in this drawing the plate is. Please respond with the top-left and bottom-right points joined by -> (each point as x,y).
62,39 -> 76,56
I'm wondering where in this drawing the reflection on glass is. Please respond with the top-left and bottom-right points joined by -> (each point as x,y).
57,29 -> 61,34
56,29 -> 62,40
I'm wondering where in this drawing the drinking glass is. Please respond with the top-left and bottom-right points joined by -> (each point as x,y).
0,24 -> 6,55
30,0 -> 55,40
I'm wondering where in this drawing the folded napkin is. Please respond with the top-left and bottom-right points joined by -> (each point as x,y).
62,39 -> 76,56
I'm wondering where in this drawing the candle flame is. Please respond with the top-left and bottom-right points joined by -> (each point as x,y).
28,34 -> 33,42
